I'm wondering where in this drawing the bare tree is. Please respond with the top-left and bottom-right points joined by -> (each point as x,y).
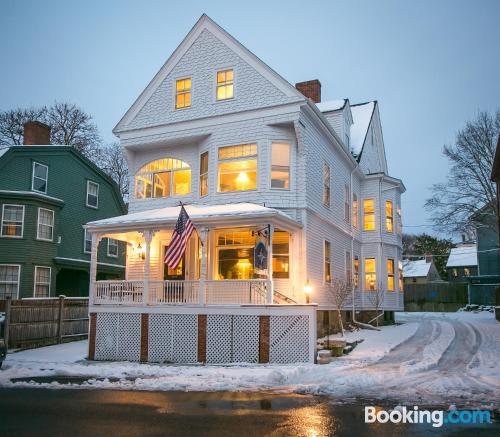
100,142 -> 130,201
326,277 -> 352,338
425,110 -> 499,234
0,102 -> 102,161
366,283 -> 385,327
0,107 -> 48,146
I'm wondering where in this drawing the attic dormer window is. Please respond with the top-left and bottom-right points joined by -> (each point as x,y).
175,78 -> 191,109
216,69 -> 234,100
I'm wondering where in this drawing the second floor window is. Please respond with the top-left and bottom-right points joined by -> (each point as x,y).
175,78 -> 191,109
216,69 -> 234,100
86,181 -> 99,208
37,208 -> 54,241
1,204 -> 24,238
217,144 -> 257,192
363,199 -> 375,231
324,240 -> 331,283
387,259 -> 395,291
386,200 -> 393,233
135,158 -> 191,199
353,194 -> 358,228
365,258 -> 376,290
271,143 -> 290,189
323,163 -> 330,207
199,152 -> 208,197
32,162 -> 48,193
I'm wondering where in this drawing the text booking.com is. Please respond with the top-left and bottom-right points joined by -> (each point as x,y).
365,406 -> 492,428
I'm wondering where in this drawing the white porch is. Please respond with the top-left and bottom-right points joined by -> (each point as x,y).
85,203 -> 303,307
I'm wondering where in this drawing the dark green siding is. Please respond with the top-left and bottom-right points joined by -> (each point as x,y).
0,146 -> 126,298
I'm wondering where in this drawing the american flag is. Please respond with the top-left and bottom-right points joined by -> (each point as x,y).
164,205 -> 195,269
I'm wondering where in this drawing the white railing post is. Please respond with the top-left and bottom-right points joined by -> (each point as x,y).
89,232 -> 103,306
142,230 -> 154,306
267,224 -> 274,304
198,228 -> 208,305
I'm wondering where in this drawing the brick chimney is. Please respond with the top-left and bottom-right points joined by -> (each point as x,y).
425,254 -> 433,263
295,80 -> 321,103
23,121 -> 51,145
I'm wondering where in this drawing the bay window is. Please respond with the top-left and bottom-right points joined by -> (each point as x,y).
37,208 -> 54,241
365,258 -> 376,290
398,260 -> 404,292
1,204 -> 24,237
386,200 -> 394,233
217,144 -> 257,192
363,199 -> 375,231
271,143 -> 290,189
353,194 -> 358,228
216,229 -> 256,279
387,258 -> 395,291
354,257 -> 359,288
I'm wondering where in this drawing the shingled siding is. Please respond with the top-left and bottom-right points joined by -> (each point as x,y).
126,29 -> 300,131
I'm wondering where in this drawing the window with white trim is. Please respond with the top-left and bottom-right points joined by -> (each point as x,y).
271,143 -> 290,189
0,265 -> 20,299
1,204 -> 24,237
324,240 -> 331,283
107,238 -> 118,257
398,260 -> 404,292
354,256 -> 360,288
199,152 -> 208,197
386,200 -> 394,233
217,144 -> 257,192
32,162 -> 48,193
365,258 -> 376,290
84,229 -> 92,253
216,69 -> 234,100
34,266 -> 51,297
175,78 -> 191,109
323,163 -> 330,207
86,181 -> 99,208
387,258 -> 395,291
135,158 -> 191,199
272,230 -> 290,279
37,208 -> 54,241
353,193 -> 358,228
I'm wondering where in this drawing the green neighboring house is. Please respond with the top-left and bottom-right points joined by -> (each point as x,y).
0,123 -> 126,298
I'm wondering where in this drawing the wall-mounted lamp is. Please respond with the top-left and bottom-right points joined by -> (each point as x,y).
304,280 -> 313,304
134,242 -> 145,260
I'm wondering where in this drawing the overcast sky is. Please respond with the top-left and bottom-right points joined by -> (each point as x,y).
1,0 -> 499,239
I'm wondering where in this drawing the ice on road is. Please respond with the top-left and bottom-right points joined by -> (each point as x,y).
1,311 -> 498,408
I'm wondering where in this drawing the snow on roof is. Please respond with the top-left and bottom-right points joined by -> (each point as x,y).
86,203 -> 298,228
350,102 -> 375,156
316,99 -> 346,112
0,147 -> 9,158
446,245 -> 478,267
403,259 -> 432,278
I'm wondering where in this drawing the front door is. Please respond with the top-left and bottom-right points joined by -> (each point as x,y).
163,246 -> 185,302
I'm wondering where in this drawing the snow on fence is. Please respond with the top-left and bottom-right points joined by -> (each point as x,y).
89,305 -> 317,364
0,296 -> 89,349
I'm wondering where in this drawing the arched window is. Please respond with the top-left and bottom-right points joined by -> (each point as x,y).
135,158 -> 191,199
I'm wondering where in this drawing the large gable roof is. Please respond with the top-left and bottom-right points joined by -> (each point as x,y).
350,101 -> 376,157
113,14 -> 304,134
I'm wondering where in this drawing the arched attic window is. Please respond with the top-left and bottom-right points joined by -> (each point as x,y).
135,158 -> 191,199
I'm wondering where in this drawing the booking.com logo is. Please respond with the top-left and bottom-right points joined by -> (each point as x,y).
365,406 -> 492,428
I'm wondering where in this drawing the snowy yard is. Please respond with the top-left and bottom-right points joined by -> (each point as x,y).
1,311 -> 498,408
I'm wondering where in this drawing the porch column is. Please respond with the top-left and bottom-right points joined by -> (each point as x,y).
142,230 -> 154,306
198,228 -> 208,305
267,224 -> 274,304
89,232 -> 103,306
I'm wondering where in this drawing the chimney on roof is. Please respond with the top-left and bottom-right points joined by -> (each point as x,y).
295,79 -> 321,103
425,254 -> 433,263
23,121 -> 51,145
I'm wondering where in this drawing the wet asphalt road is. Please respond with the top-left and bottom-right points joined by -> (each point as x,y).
0,389 -> 497,436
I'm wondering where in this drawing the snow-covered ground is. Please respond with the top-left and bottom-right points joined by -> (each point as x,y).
1,311 -> 498,408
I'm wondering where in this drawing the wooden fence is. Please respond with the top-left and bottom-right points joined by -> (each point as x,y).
0,296 -> 89,349
404,282 -> 468,312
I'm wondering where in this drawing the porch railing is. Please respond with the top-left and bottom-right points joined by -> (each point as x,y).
92,279 -> 273,306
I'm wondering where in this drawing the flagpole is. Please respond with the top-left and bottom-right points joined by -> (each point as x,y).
179,200 -> 203,247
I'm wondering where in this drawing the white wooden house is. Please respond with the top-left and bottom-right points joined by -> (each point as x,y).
85,15 -> 405,364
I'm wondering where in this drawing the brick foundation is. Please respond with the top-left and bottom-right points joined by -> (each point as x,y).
258,315 -> 270,363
